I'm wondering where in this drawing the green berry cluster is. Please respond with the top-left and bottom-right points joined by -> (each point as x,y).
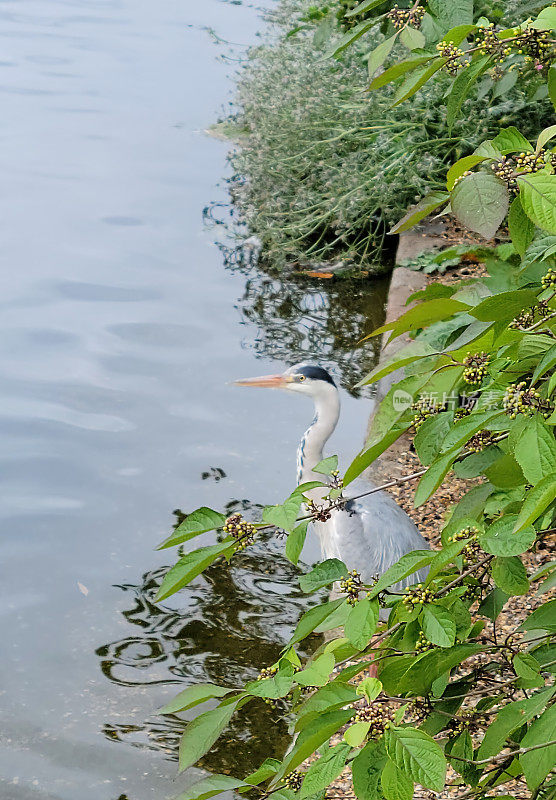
448,526 -> 482,563
339,570 -> 363,606
503,382 -> 553,419
448,708 -> 488,736
515,28 -> 554,71
541,268 -> 556,289
411,697 -> 432,723
462,582 -> 483,602
386,4 -> 425,30
415,631 -> 434,652
436,41 -> 466,74
475,23 -> 512,62
510,301 -> 550,329
463,352 -> 490,385
491,157 -> 517,193
257,665 -> 278,707
466,429 -> 494,453
412,397 -> 445,431
454,406 -> 472,421
515,149 -> 546,174
351,702 -> 393,738
284,771 -> 304,791
223,513 -> 257,550
402,583 -> 435,609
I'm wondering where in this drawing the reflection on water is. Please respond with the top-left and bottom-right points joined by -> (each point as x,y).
97,509 -> 323,775
210,207 -> 390,396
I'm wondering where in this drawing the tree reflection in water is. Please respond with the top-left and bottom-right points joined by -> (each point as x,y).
208,204 -> 390,396
97,503 -> 324,776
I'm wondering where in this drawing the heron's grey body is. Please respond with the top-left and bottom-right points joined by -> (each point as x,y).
235,363 -> 429,609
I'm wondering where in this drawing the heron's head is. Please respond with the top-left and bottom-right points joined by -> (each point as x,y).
234,363 -> 336,399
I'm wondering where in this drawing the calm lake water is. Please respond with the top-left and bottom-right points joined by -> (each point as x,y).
0,2 -> 388,798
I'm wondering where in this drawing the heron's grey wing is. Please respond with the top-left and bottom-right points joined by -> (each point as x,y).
321,480 -> 430,592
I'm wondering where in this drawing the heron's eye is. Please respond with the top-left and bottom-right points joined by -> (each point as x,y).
298,375 -> 305,381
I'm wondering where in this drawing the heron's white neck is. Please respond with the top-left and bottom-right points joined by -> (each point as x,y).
296,388 -> 340,485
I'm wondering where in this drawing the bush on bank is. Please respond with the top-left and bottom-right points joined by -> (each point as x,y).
227,0 -> 551,271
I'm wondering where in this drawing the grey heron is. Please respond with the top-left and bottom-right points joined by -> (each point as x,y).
235,363 -> 430,608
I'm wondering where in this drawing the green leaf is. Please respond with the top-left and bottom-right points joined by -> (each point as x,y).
300,559 -> 347,593
414,448 -> 458,507
446,155 -> 486,190
421,604 -> 456,648
277,709 -> 354,779
157,507 -> 226,549
263,493 -> 304,533
246,664 -> 294,698
381,759 -> 413,800
400,25 -> 425,50
296,653 -> 335,688
357,676 -> 382,703
289,599 -> 345,645
520,599 -> 556,632
492,126 -> 533,154
520,703 -> 556,790
345,0 -> 387,17
413,412 -> 452,467
514,416 -> 556,484
392,58 -> 448,106
176,774 -> 251,800
478,687 -> 556,759
367,34 -> 398,80
397,644 -> 483,695
160,683 -> 233,714
369,55 -> 435,91
447,55 -> 490,130
480,515 -> 536,557
492,556 -> 529,596
345,597 -> 379,650
389,191 -> 450,234
371,299 -> 469,340
156,541 -> 233,602
508,196 -> 536,258
352,740 -> 388,800
513,474 -> 556,532
296,682 -> 358,731
537,124 -> 556,153
178,698 -> 242,772
549,65 -> 556,110
429,0 -> 472,29
478,587 -> 509,620
513,652 -> 543,688
532,6 -> 556,30
300,743 -> 351,797
344,722 -> 371,748
368,551 -> 433,598
286,521 -> 308,565
532,344 -> 556,384
323,18 -> 376,59
469,288 -> 539,322
519,173 -> 556,235
344,424 -> 410,485
313,455 -> 339,475
451,172 -> 509,239
385,726 -> 446,791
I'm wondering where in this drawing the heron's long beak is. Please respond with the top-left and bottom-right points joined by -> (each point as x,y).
234,373 -> 290,388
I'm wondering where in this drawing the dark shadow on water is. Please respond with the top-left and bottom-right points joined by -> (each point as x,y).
96,506 -> 324,775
